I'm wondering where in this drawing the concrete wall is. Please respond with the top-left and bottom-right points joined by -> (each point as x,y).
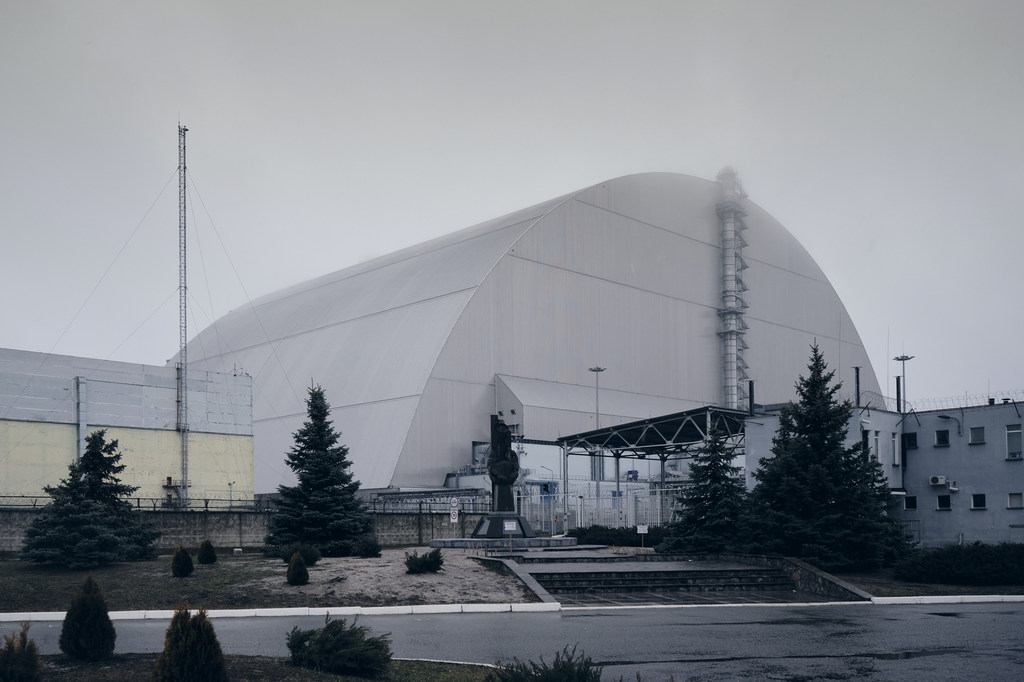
0,421 -> 254,503
0,509 -> 488,553
0,347 -> 254,504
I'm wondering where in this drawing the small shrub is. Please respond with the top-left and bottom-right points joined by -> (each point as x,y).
0,622 -> 41,682
152,604 -> 227,682
272,542 -> 321,566
486,645 -> 602,681
287,551 -> 309,586
197,539 -> 217,565
353,535 -> 382,558
59,575 -> 116,660
894,542 -> 1024,585
569,524 -> 668,548
171,545 -> 194,578
287,616 -> 392,678
404,548 -> 444,574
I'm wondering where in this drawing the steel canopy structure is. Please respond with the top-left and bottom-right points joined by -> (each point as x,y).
557,405 -> 747,461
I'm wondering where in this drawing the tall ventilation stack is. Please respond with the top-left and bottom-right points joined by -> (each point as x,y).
716,167 -> 749,411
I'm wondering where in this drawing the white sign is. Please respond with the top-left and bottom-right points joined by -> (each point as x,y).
503,520 -> 518,532
450,510 -> 459,523
449,496 -> 459,508
637,524 -> 649,534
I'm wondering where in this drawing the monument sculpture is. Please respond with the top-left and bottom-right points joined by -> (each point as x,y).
472,415 -> 535,538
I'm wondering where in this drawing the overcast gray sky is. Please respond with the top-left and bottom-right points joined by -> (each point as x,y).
2,0 -> 1021,408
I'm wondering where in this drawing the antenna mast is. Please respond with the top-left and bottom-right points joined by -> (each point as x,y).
177,124 -> 189,508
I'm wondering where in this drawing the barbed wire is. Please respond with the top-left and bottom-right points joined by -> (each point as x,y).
860,390 -> 1024,412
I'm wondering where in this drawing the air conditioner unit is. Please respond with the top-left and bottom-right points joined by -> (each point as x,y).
929,475 -> 947,486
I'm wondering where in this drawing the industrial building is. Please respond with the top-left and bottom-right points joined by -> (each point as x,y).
746,399 -> 1024,548
183,170 -> 880,494
0,348 -> 253,507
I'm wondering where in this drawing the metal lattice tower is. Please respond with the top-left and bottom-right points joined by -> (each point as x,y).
716,167 -> 749,411
177,124 -> 189,508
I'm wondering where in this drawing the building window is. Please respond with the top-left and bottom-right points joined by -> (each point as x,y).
903,432 -> 918,449
1008,425 -> 1022,460
937,495 -> 951,510
969,426 -> 985,444
935,429 -> 950,447
971,493 -> 986,510
892,432 -> 900,466
1008,493 -> 1023,509
904,496 -> 917,511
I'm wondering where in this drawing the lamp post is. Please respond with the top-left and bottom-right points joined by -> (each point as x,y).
227,481 -> 235,510
588,366 -> 605,484
539,465 -> 554,534
893,355 -> 914,412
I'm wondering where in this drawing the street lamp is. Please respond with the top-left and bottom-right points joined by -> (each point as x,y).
893,355 -> 914,412
937,414 -> 962,437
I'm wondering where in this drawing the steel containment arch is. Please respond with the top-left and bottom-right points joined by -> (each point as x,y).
182,171 -> 880,493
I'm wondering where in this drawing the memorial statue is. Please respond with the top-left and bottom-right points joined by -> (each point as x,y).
472,415 -> 535,538
487,418 -> 519,489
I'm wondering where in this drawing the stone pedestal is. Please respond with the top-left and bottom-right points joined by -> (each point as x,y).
472,510 -> 536,539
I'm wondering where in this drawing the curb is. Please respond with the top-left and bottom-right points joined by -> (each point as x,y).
871,595 -> 1024,605
5,596 -> 1023,622
0,602 -> 562,622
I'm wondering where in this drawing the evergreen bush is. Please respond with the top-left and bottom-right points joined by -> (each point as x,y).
197,539 -> 217,565
59,575 -> 116,660
152,604 -> 227,682
0,622 -> 42,682
273,542 -> 321,566
567,525 -> 668,548
485,645 -> 603,681
404,548 -> 444,574
286,616 -> 392,678
287,551 -> 310,586
171,545 -> 194,578
353,535 -> 382,558
894,542 -> 1024,585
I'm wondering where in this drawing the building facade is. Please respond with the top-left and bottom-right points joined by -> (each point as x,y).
745,399 -> 1024,548
0,348 -> 254,507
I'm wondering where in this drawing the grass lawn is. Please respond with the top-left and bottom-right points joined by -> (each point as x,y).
0,553 -> 292,612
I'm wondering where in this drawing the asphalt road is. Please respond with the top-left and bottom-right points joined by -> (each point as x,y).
8,603 -> 1024,680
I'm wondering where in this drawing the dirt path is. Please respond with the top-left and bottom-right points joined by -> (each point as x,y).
255,547 -> 537,606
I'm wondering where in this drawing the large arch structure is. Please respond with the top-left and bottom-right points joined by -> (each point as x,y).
183,171 -> 880,492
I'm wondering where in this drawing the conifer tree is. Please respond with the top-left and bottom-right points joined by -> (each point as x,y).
21,430 -> 158,568
658,429 -> 746,553
742,345 -> 911,570
265,385 -> 372,556
59,576 -> 116,660
152,604 -> 227,682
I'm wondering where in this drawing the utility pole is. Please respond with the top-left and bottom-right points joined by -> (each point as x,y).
177,124 -> 190,509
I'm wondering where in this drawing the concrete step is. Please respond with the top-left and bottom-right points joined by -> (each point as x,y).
530,568 -> 796,594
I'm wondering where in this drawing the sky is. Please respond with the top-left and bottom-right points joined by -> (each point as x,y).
2,0 -> 1022,410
